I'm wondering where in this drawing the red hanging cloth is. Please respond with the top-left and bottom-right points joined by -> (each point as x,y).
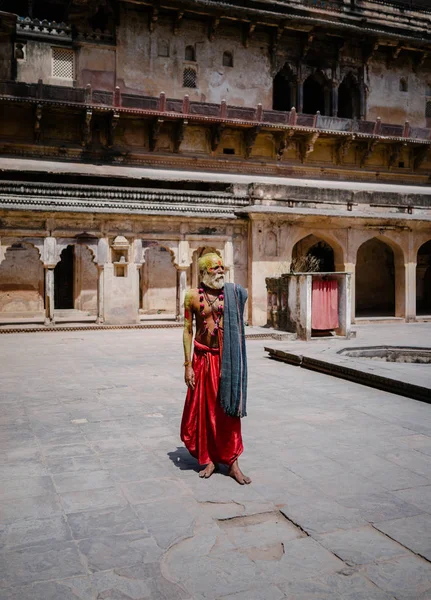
311,278 -> 339,330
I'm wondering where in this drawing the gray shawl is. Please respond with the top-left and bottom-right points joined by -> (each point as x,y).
219,282 -> 248,418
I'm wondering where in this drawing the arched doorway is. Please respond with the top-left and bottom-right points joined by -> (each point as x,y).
54,245 -> 75,309
356,238 -> 395,317
303,72 -> 330,115
416,240 -> 431,315
0,242 -> 44,315
140,245 -> 177,317
292,235 -> 335,272
338,73 -> 360,119
273,65 -> 296,111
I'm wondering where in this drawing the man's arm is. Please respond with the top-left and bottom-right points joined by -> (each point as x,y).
183,289 -> 195,389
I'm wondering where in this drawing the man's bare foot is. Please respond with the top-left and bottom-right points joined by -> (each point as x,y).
199,461 -> 216,478
228,460 -> 251,485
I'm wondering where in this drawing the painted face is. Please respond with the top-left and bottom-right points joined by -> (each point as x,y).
199,254 -> 225,290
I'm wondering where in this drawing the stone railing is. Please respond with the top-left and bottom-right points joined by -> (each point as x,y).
0,80 -> 430,143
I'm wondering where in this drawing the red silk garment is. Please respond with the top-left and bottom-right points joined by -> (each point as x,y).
311,278 -> 339,330
181,340 -> 243,466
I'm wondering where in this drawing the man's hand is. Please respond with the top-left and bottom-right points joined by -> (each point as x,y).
185,365 -> 195,389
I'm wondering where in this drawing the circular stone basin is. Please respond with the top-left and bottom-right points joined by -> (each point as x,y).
337,346 -> 431,364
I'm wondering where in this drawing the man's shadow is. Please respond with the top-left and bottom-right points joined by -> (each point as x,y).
168,447 -> 200,473
168,447 -> 229,475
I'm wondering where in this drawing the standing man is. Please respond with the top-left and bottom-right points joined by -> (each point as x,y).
181,252 -> 251,484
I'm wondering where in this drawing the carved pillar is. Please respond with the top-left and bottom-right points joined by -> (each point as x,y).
324,86 -> 331,117
404,261 -> 417,322
297,78 -> 304,114
359,81 -> 367,120
332,81 -> 339,117
176,267 -> 188,322
290,82 -> 297,111
96,266 -> 105,324
44,267 -> 55,325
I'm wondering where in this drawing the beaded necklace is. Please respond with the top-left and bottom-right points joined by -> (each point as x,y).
199,285 -> 224,336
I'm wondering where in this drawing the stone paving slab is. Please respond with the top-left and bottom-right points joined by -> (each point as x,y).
1,326 -> 431,599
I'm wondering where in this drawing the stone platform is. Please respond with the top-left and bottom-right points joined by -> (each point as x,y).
1,325 -> 431,599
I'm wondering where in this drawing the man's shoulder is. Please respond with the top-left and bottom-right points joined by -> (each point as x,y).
185,288 -> 199,301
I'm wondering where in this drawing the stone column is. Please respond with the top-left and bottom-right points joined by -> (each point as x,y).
404,261 -> 417,322
176,267 -> 188,322
344,262 -> 356,322
96,266 -> 105,324
44,267 -> 55,325
297,78 -> 304,114
332,81 -> 339,117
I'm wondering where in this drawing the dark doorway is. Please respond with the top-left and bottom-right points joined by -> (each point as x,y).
338,73 -> 360,119
307,241 -> 335,272
356,238 -> 395,317
303,73 -> 328,115
273,67 -> 295,111
417,240 -> 431,315
54,245 -> 74,309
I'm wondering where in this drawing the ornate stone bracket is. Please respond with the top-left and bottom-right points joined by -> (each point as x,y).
211,123 -> 225,152
414,51 -> 429,72
388,142 -> 404,169
301,31 -> 315,61
244,126 -> 261,159
208,17 -> 220,42
363,40 -> 380,65
360,139 -> 378,167
149,3 -> 159,32
107,111 -> 120,148
34,103 -> 42,143
173,10 -> 184,35
270,23 -> 285,74
336,135 -> 355,165
299,132 -> 319,163
174,119 -> 188,153
82,108 -> 92,148
276,130 -> 295,161
242,21 -> 256,48
149,118 -> 163,152
413,145 -> 430,171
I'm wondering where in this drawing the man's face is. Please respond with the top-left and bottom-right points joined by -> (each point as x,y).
202,256 -> 225,290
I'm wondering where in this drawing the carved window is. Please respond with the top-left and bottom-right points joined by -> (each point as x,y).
223,51 -> 233,67
52,47 -> 74,80
158,40 -> 169,57
399,78 -> 408,92
183,67 -> 197,88
185,45 -> 196,61
15,43 -> 26,60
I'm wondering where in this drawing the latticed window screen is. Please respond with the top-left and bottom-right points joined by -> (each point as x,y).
183,67 -> 197,88
52,47 -> 74,79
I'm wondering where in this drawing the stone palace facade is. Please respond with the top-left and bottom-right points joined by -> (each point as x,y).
0,0 -> 430,326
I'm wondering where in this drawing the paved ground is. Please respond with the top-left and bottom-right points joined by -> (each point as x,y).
1,326 -> 431,600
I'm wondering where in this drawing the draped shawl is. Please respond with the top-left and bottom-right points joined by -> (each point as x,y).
219,282 -> 248,418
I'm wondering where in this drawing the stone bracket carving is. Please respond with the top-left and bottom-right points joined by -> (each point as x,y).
336,135 -> 355,165
107,111 -> 120,148
173,10 -> 184,35
276,130 -> 295,161
301,31 -> 314,60
149,3 -> 159,32
388,43 -> 404,67
211,123 -> 224,152
208,16 -> 220,42
413,145 -> 430,171
244,126 -> 261,159
174,119 -> 188,153
363,40 -> 380,65
388,142 -> 404,169
360,139 -> 378,167
242,21 -> 256,48
299,132 -> 319,163
149,118 -> 163,152
414,51 -> 428,72
270,23 -> 285,74
82,108 -> 92,148
34,103 -> 43,143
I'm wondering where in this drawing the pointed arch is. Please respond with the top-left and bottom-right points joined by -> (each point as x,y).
273,64 -> 296,111
303,71 -> 331,116
338,72 -> 361,119
416,239 -> 431,316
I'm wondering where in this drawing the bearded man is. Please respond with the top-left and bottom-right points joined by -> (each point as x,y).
181,252 -> 251,485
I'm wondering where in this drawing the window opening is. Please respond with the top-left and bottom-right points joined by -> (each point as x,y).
15,43 -> 26,60
185,45 -> 195,61
183,67 -> 197,88
222,51 -> 233,67
158,40 -> 169,57
223,148 -> 235,154
399,78 -> 408,92
52,47 -> 74,79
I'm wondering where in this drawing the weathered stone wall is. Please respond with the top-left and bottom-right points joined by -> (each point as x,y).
0,243 -> 44,313
75,244 -> 97,313
141,246 -> 177,314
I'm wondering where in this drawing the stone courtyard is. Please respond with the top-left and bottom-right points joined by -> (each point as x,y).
1,324 -> 431,600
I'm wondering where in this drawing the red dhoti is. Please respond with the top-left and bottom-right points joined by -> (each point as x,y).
181,340 -> 243,466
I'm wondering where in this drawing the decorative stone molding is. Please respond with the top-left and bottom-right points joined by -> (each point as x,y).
16,17 -> 72,43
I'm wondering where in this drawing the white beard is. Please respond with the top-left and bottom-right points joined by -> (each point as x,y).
201,271 -> 225,290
